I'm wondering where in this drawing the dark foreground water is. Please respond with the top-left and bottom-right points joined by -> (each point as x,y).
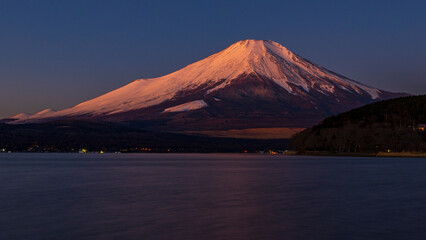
0,154 -> 425,240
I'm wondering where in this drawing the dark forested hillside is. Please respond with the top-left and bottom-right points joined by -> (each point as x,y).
290,95 -> 426,153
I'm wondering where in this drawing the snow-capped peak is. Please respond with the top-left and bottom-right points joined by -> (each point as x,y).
9,39 -> 384,123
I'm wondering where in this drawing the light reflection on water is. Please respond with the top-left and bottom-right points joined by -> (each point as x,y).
0,153 -> 425,240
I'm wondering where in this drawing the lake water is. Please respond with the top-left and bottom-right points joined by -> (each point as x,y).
0,153 -> 425,240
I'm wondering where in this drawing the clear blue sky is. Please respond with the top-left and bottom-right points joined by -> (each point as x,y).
1,0 -> 425,118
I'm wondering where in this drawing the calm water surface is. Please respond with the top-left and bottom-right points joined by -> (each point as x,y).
0,153 -> 425,240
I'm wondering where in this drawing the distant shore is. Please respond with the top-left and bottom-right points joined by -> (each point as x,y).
2,150 -> 425,158
298,151 -> 426,158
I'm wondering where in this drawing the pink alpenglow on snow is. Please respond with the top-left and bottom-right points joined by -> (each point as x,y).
163,100 -> 208,113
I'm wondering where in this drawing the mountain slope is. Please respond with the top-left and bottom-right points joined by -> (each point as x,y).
8,39 -> 407,129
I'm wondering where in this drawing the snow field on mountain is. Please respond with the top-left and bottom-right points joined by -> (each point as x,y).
163,100 -> 208,113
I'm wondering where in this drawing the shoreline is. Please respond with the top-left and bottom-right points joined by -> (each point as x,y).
297,151 -> 426,158
1,151 -> 425,158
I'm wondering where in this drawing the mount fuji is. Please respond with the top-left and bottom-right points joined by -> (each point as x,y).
7,40 -> 407,130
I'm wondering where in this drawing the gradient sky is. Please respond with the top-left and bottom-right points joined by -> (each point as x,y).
1,0 -> 425,118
